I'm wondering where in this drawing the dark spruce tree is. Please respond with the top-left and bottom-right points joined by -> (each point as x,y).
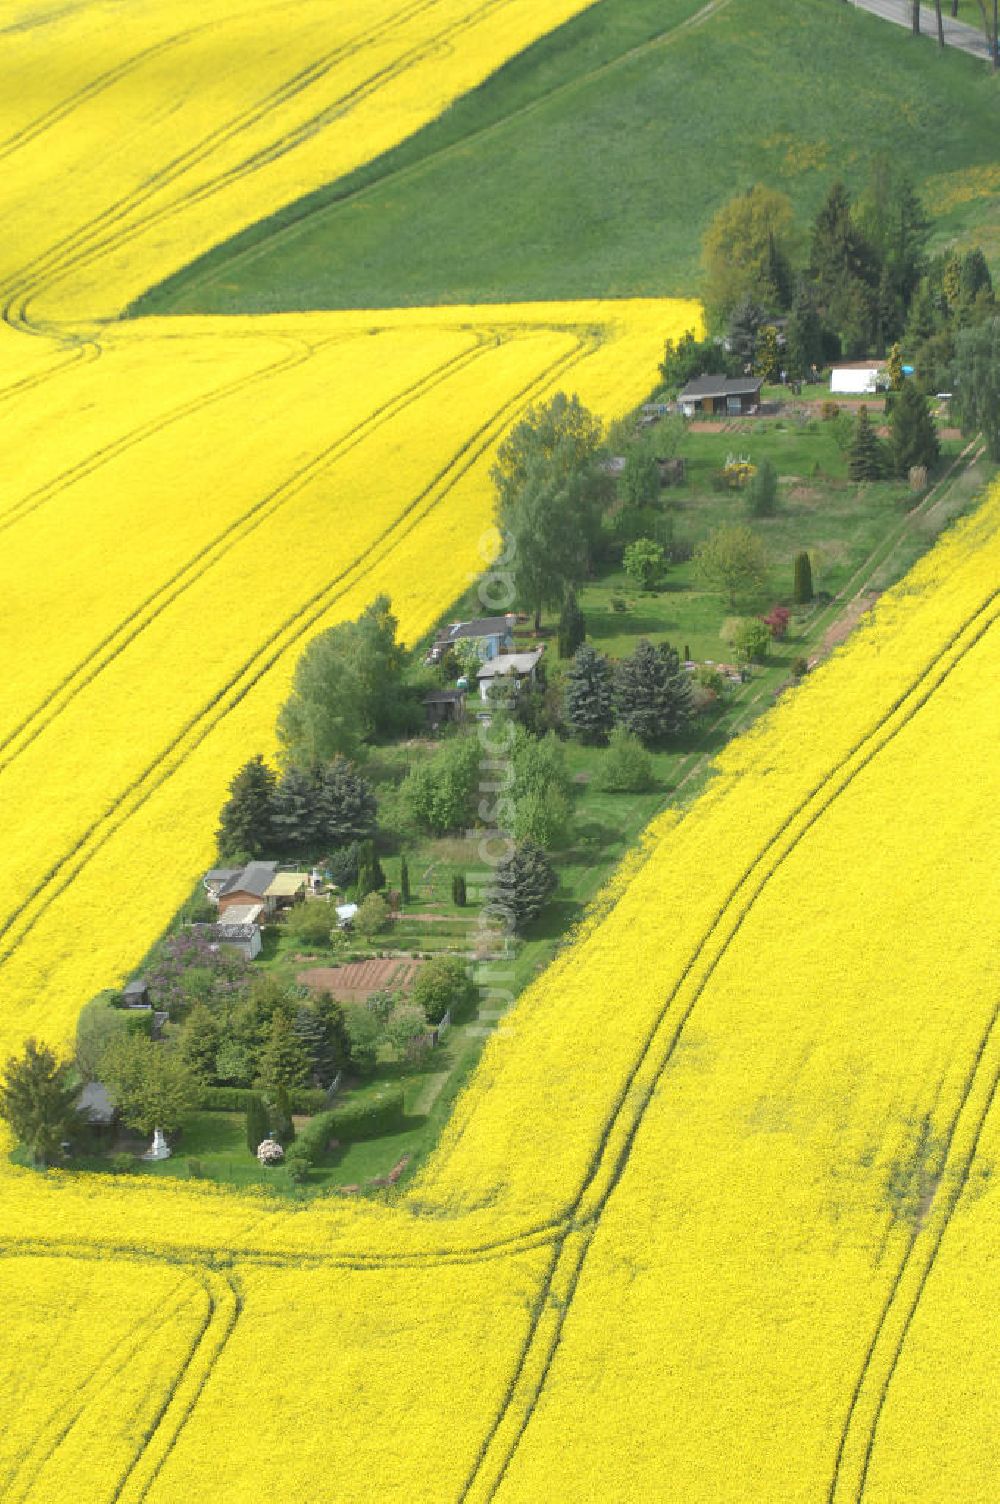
492,841 -> 557,931
785,279 -> 824,379
316,756 -> 378,849
399,854 -> 411,904
294,1004 -> 330,1088
313,992 -> 351,1084
217,755 -> 276,860
557,588 -> 586,659
271,764 -> 322,857
809,181 -> 879,355
565,644 -> 614,744
793,551 -> 814,605
726,296 -> 766,370
847,406 -> 883,482
452,873 -> 467,907
889,380 -> 940,478
613,639 -> 693,746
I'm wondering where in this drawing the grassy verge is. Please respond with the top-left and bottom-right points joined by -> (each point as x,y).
130,0 -> 999,317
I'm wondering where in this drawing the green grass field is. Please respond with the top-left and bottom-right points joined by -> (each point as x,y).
130,0 -> 1000,317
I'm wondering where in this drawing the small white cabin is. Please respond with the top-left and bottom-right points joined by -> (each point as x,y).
830,361 -> 886,396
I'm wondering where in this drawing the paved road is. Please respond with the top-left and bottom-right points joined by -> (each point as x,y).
851,0 -> 994,62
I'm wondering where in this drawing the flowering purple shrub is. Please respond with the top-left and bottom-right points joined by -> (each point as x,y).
145,928 -> 250,1019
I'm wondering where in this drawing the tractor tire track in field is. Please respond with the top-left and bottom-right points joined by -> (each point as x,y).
1,1274 -> 204,1504
0,334 -> 594,964
0,1218 -> 577,1276
455,591 -> 1000,1503
0,326 -> 327,534
1,0 -> 518,327
0,336 -> 98,406
829,1005 -> 1000,1503
0,328 -> 492,772
0,0 -> 444,305
108,1267 -> 242,1504
0,23 -> 216,164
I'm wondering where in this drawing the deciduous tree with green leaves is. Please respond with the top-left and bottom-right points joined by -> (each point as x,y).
491,393 -> 613,629
728,617 -> 771,664
277,595 -> 405,765
403,734 -> 481,833
620,449 -> 660,507
412,955 -> 475,1026
701,184 -> 797,329
623,537 -> 665,590
694,525 -> 768,607
101,1035 -> 199,1139
594,727 -> 654,793
952,318 -> 1000,460
354,892 -> 391,938
659,330 -> 737,393
754,324 -> 781,384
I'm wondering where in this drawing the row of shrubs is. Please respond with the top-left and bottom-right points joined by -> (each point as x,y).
294,1086 -> 406,1161
200,1084 -> 328,1115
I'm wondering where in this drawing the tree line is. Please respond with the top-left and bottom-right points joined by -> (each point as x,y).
659,169 -> 995,389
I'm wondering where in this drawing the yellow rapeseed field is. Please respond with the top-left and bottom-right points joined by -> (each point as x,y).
1,479 -> 995,1500
1,2 -> 997,1500
0,0 -> 605,322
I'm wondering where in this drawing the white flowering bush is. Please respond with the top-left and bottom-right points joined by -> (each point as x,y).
256,1138 -> 284,1167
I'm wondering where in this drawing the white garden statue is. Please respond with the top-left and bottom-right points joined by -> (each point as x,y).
143,1127 -> 171,1161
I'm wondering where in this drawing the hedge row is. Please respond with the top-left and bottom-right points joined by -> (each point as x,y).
295,1087 -> 405,1163
199,1085 -> 327,1115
